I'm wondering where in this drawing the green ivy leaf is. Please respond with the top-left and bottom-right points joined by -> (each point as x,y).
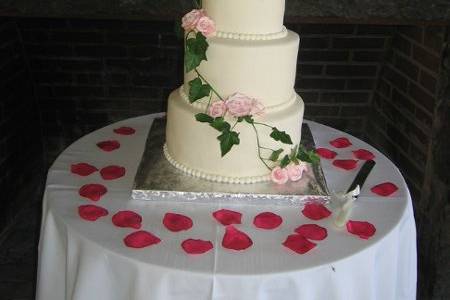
188,78 -> 211,103
296,145 -> 320,165
243,116 -> 254,124
308,152 -> 321,165
280,155 -> 291,168
210,117 -> 230,132
185,32 -> 208,72
217,130 -> 240,157
270,128 -> 293,145
290,145 -> 299,164
195,113 -> 213,123
269,149 -> 284,162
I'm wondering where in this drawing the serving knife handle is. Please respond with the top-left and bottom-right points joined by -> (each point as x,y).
347,160 -> 376,194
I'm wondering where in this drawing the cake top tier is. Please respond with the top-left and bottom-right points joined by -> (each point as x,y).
203,0 -> 285,35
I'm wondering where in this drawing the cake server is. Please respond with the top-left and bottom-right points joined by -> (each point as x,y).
333,159 -> 376,227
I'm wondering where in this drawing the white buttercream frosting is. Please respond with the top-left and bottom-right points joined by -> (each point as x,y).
164,144 -> 271,184
216,26 -> 288,41
165,89 -> 305,181
203,0 -> 285,35
179,87 -> 298,112
184,31 -> 300,108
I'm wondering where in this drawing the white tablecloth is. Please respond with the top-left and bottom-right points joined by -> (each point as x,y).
36,114 -> 417,300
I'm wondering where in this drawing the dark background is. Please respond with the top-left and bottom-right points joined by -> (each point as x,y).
0,0 -> 449,299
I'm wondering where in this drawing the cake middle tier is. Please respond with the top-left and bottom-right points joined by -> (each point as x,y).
166,88 -> 305,183
184,31 -> 300,108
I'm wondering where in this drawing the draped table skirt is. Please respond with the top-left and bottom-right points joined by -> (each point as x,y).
36,113 -> 417,300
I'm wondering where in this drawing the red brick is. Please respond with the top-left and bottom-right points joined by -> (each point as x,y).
398,26 -> 424,44
325,65 -> 378,77
409,81 -> 436,113
394,53 -> 419,80
333,37 -> 386,49
299,50 -> 349,62
382,65 -> 408,92
392,33 -> 411,55
419,70 -> 438,94
412,45 -> 441,73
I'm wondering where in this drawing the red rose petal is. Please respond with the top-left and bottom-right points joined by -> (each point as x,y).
71,163 -> 98,176
114,126 -> 136,135
295,224 -> 328,240
371,182 -> 399,196
97,140 -> 120,152
112,211 -> 142,229
181,239 -> 213,254
79,183 -> 107,201
222,225 -> 253,251
316,148 -> 337,159
352,149 -> 375,160
330,137 -> 352,148
301,203 -> 332,220
332,159 -> 358,170
100,165 -> 126,180
163,213 -> 193,232
346,220 -> 376,239
283,234 -> 317,254
253,212 -> 283,230
213,209 -> 242,226
124,231 -> 161,248
78,205 -> 108,221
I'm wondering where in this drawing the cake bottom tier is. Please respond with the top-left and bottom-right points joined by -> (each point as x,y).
165,88 -> 305,184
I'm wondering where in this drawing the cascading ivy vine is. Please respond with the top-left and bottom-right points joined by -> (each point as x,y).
182,1 -> 319,172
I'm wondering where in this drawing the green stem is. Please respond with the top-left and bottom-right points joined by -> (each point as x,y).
195,69 -> 224,101
231,120 -> 239,130
259,146 -> 277,152
193,0 -> 201,9
254,122 -> 273,129
251,123 -> 272,170
204,92 -> 213,113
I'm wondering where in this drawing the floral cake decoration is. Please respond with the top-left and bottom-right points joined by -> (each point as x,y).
180,1 -> 319,184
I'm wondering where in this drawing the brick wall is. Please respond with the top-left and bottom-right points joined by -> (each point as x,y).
0,19 -> 44,233
19,18 -> 183,162
291,24 -> 392,138
368,26 -> 444,201
367,25 -> 447,298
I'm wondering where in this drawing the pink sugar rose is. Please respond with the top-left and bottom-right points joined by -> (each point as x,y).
196,16 -> 216,37
208,101 -> 227,117
286,163 -> 308,182
271,166 -> 289,184
225,93 -> 253,117
250,98 -> 265,116
225,93 -> 264,117
182,9 -> 205,31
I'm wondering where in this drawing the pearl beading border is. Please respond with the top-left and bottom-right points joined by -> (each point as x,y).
179,87 -> 298,112
215,26 -> 288,41
163,144 -> 271,184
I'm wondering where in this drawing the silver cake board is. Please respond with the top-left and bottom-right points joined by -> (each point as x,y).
131,118 -> 330,206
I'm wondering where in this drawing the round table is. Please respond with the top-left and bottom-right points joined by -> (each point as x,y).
36,114 -> 417,300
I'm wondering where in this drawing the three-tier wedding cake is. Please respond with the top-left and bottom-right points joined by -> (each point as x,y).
164,0 -> 305,184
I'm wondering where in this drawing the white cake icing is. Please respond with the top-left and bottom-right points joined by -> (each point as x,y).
184,31 -> 300,108
164,1 -> 304,183
216,26 -> 288,41
203,0 -> 285,35
166,90 -> 304,181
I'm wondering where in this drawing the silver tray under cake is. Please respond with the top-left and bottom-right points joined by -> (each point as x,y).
132,118 -> 330,206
